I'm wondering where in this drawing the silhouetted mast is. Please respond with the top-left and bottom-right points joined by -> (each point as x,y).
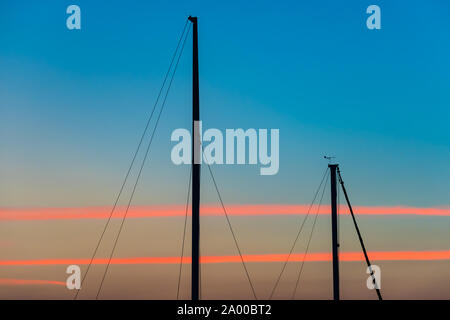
329,164 -> 340,300
327,162 -> 382,300
189,16 -> 201,301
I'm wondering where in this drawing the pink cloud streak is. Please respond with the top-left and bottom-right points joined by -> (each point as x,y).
0,204 -> 449,221
0,278 -> 65,286
1,250 -> 450,266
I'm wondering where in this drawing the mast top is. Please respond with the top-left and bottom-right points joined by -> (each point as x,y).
188,16 -> 197,23
324,155 -> 337,165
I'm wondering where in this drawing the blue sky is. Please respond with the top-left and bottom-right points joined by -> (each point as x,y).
0,0 -> 449,207
1,0 -> 450,300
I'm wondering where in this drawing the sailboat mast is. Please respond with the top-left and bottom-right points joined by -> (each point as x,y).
189,16 -> 200,301
329,164 -> 340,300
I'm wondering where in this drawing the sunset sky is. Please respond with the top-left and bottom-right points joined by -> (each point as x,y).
0,1 -> 449,299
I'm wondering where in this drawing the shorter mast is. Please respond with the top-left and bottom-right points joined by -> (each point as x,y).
329,164 -> 340,301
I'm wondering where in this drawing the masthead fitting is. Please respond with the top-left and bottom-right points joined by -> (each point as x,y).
324,155 -> 336,164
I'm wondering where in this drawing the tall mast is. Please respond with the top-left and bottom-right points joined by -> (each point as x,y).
329,164 -> 340,300
189,16 -> 200,301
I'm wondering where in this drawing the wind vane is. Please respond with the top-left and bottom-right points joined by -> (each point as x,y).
324,155 -> 336,164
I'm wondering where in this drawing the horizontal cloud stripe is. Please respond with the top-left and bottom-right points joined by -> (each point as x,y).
1,250 -> 450,266
0,205 -> 449,220
0,278 -> 66,286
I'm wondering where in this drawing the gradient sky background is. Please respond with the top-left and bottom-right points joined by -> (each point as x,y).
0,1 -> 449,299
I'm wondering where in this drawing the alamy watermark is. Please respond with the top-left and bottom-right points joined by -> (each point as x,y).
66,5 -> 81,30
366,5 -> 381,30
171,121 -> 279,175
366,265 -> 381,290
66,264 -> 81,289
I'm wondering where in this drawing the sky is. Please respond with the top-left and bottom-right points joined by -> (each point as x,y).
0,1 -> 449,299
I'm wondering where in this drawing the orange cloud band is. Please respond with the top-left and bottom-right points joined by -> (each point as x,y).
0,278 -> 65,286
1,204 -> 449,221
1,250 -> 450,266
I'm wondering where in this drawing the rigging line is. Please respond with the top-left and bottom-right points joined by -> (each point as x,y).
95,24 -> 192,300
337,181 -> 340,291
199,244 -> 202,300
73,19 -> 189,300
268,167 -> 329,300
337,181 -> 340,253
337,167 -> 383,300
291,172 -> 329,299
202,149 -> 258,300
177,168 -> 192,300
